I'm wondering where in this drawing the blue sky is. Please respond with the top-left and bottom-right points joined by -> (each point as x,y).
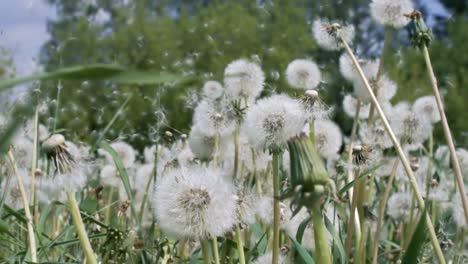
0,0 -> 451,78
0,0 -> 55,76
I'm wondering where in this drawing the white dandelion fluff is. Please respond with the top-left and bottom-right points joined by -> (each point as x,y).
412,95 -> 441,123
243,94 -> 307,150
202,80 -> 224,100
370,0 -> 413,28
100,141 -> 136,169
452,192 -> 468,228
224,59 -> 265,101
252,251 -> 289,264
359,119 -> 393,149
0,168 -> 30,209
193,99 -> 235,136
312,19 -> 355,51
313,120 -> 343,159
387,192 -> 416,222
188,125 -> 229,161
342,94 -> 371,119
285,59 -> 321,90
152,165 -> 237,239
390,108 -> 432,150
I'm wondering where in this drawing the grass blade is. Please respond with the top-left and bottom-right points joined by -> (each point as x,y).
401,210 -> 428,264
99,141 -> 139,226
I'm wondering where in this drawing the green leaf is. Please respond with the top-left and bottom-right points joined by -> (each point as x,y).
0,64 -> 185,91
289,235 -> 315,264
0,218 -> 10,234
0,64 -> 123,91
99,141 -> 139,226
296,215 -> 311,243
401,210 -> 428,264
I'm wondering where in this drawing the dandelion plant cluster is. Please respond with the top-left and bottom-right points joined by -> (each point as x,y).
1,0 -> 468,263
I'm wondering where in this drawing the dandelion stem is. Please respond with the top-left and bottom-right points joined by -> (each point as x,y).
66,191 -> 97,264
139,165 -> 154,223
7,149 -> 37,263
346,102 -> 361,201
311,202 -> 332,264
29,106 -> 39,207
345,169 -> 362,259
340,36 -> 446,264
272,151 -> 281,264
422,45 -> 468,225
212,237 -> 220,264
371,159 -> 399,264
235,226 -> 246,264
233,126 -> 240,179
200,239 -> 212,264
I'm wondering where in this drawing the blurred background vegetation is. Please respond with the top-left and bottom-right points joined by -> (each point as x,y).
2,0 -> 467,150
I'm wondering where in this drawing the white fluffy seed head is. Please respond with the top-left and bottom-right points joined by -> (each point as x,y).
100,141 -> 136,169
339,53 -> 357,81
452,192 -> 468,228
342,94 -> 371,119
390,108 -> 433,149
312,19 -> 355,51
224,59 -> 265,100
412,95 -> 441,123
285,59 -> 321,90
152,165 -> 237,239
313,120 -> 343,159
193,100 -> 235,136
188,125 -> 229,161
351,59 -> 381,103
387,192 -> 416,222
243,94 -> 307,150
370,0 -> 413,28
359,120 -> 393,149
202,80 -> 224,100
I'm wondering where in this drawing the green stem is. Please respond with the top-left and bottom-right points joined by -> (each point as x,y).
371,159 -> 399,264
233,126 -> 239,179
311,203 -> 332,264
422,45 -> 468,225
201,239 -> 212,264
272,151 -> 281,264
212,237 -> 220,264
53,80 -> 62,132
235,226 -> 246,264
139,165 -> 154,223
66,191 -> 97,264
309,120 -> 315,144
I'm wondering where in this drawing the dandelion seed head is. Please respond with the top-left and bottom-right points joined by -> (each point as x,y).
285,59 -> 321,90
312,19 -> 355,51
391,108 -> 432,149
202,80 -> 224,100
312,120 -> 343,159
359,120 -> 393,149
387,192 -> 416,222
300,90 -> 331,121
244,94 -> 306,150
188,125 -> 229,161
193,100 -> 235,135
100,141 -> 136,169
153,166 -> 237,239
370,0 -> 413,28
412,95 -> 441,123
342,94 -> 371,119
452,192 -> 468,228
224,59 -> 265,100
